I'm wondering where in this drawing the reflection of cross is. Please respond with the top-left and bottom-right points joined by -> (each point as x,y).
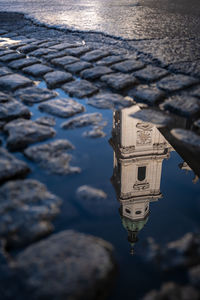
137,130 -> 152,145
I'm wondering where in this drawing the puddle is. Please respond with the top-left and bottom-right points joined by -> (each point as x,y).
8,77 -> 200,299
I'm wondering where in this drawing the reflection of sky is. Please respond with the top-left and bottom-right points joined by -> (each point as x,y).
0,0 -> 199,39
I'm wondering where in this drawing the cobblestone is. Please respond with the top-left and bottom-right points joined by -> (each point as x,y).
88,92 -> 134,109
96,55 -> 125,66
8,57 -> 40,69
23,63 -> 53,77
112,59 -> 145,73
81,49 -> 110,62
62,79 -> 98,98
80,66 -> 113,80
51,55 -> 79,67
18,44 -> 38,53
133,65 -> 169,82
0,74 -> 33,91
64,61 -> 92,74
15,86 -> 57,105
61,113 -> 102,129
128,84 -> 165,105
39,98 -> 85,118
157,74 -> 199,92
101,72 -> 137,90
0,52 -> 25,62
44,70 -> 73,88
0,66 -> 12,76
64,46 -> 91,56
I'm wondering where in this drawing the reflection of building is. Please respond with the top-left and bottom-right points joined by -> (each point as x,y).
110,105 -> 173,254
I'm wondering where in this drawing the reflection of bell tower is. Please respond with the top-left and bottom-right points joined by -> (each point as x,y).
110,105 -> 173,254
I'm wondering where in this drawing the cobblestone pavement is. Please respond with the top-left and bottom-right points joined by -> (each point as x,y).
0,11 -> 200,299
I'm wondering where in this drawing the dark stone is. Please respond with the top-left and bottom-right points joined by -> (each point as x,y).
96,55 -> 125,66
112,59 -> 145,73
0,74 -> 33,91
128,85 -> 165,105
61,113 -> 102,129
133,65 -> 169,82
16,230 -> 115,300
62,79 -> 98,98
101,73 -> 137,90
8,57 -> 40,69
29,48 -> 56,57
80,66 -> 113,80
24,139 -> 80,175
81,49 -> 110,62
44,70 -> 73,88
0,179 -> 62,249
15,86 -> 57,105
0,66 -> 12,76
64,61 -> 92,74
18,44 -> 38,54
157,74 -> 199,92
51,56 -> 79,68
39,98 -> 85,118
0,147 -> 30,183
23,63 -> 53,77
0,52 -> 25,62
64,46 -> 91,56
160,95 -> 200,118
4,118 -> 56,151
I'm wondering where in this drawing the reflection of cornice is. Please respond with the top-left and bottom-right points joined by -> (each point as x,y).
118,192 -> 162,203
119,153 -> 170,164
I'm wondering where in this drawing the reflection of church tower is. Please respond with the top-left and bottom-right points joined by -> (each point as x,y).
110,105 -> 173,254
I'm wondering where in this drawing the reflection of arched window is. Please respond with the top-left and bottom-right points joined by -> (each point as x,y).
137,166 -> 146,181
135,210 -> 142,215
125,208 -> 131,214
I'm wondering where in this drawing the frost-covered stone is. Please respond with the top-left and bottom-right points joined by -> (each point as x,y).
62,79 -> 98,98
80,66 -> 113,80
8,57 -> 39,69
16,230 -> 115,300
4,118 -> 56,151
61,113 -> 102,129
51,55 -> 79,67
15,86 -> 57,105
88,92 -> 134,109
39,98 -> 85,118
0,179 -> 62,248
160,95 -> 200,118
112,59 -> 145,73
44,70 -> 73,88
24,139 -> 80,175
157,74 -> 199,92
81,49 -> 110,62
0,74 -> 33,91
101,72 -> 137,90
64,61 -> 92,74
23,63 -> 53,77
0,92 -> 30,121
129,85 -> 165,105
0,147 -> 30,183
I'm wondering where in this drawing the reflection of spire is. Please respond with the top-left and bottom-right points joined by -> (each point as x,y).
110,105 -> 173,253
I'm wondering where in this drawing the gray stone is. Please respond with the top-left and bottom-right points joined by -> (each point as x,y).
0,52 -> 25,62
0,147 -> 30,183
101,73 -> 137,90
18,44 -> 38,54
80,66 -> 113,80
64,46 -> 91,56
44,70 -> 73,88
16,230 -> 115,300
62,79 -> 98,98
133,65 -> 169,82
50,42 -> 80,50
35,116 -> 56,127
96,55 -> 125,66
61,113 -> 103,129
24,139 -> 80,175
51,55 -> 79,67
39,98 -> 85,118
171,129 -> 200,151
83,125 -> 106,138
157,74 -> 199,92
0,66 -> 12,76
23,63 -> 53,77
142,282 -> 199,300
112,59 -> 145,73
64,61 -> 92,74
81,49 -> 110,62
8,57 -> 40,69
0,92 -> 31,121
189,265 -> 200,287
88,93 -> 134,109
0,74 -> 33,91
160,95 -> 200,118
131,108 -> 172,128
4,118 -> 56,151
29,48 -> 56,57
128,85 -> 165,105
0,179 -> 62,249
15,86 -> 57,105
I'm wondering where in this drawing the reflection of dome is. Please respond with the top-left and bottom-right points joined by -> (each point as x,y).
121,214 -> 149,255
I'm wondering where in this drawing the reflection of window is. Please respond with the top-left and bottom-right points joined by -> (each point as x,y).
145,206 -> 148,211
137,166 -> 146,181
136,210 -> 142,215
125,208 -> 131,214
